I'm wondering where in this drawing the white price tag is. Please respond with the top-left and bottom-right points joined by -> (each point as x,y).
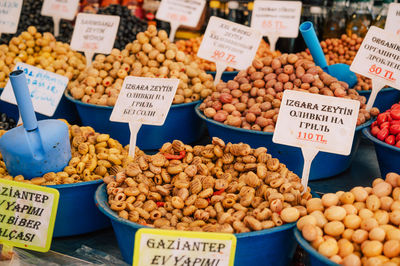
350,26 -> 400,110
133,228 -> 236,266
156,0 -> 206,41
273,90 -> 360,189
41,0 -> 80,37
197,16 -> 262,84
386,3 -> 400,37
251,1 -> 302,51
0,0 -> 23,36
70,13 -> 120,66
1,63 -> 68,117
110,77 -> 179,156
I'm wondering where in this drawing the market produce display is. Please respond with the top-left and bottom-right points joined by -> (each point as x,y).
298,173 -> 400,266
0,26 -> 86,88
0,120 -> 141,185
97,4 -> 148,50
104,137 -> 312,232
0,113 -> 16,130
176,37 -> 281,72
0,0 -> 74,45
68,25 -> 214,106
370,102 -> 400,148
199,55 -> 379,132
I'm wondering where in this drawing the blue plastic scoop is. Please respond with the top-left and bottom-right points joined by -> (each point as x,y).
0,70 -> 71,179
299,21 -> 358,88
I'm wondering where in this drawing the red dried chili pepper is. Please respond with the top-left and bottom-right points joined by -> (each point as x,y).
213,189 -> 225,196
156,202 -> 165,207
163,150 -> 186,160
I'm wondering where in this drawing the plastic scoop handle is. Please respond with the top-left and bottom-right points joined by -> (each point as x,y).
299,21 -> 329,72
9,70 -> 38,131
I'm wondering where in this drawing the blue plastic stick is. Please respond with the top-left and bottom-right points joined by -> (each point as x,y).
299,21 -> 329,72
9,70 -> 38,131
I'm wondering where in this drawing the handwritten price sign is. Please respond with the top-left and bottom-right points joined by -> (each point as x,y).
350,26 -> 400,109
70,13 -> 119,65
386,3 -> 400,37
1,63 -> 68,117
251,1 -> 301,51
273,90 -> 360,189
0,0 -> 23,35
156,0 -> 206,41
198,16 -> 262,70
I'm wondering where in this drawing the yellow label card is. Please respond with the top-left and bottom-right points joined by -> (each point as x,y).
133,228 -> 236,266
0,179 -> 59,252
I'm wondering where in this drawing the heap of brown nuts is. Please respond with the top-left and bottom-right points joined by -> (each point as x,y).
199,55 -> 379,132
0,120 -> 142,185
104,137 -> 312,233
299,173 -> 400,266
68,25 -> 214,106
0,26 -> 86,87
176,37 -> 281,72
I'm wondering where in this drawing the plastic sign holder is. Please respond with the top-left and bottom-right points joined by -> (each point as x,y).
1,63 -> 69,125
0,179 -> 59,252
110,77 -> 179,157
386,3 -> 400,38
41,0 -> 80,37
70,13 -> 120,66
251,1 -> 302,51
350,26 -> 400,110
273,90 -> 360,190
197,16 -> 262,85
0,0 -> 23,39
156,0 -> 206,42
133,228 -> 236,266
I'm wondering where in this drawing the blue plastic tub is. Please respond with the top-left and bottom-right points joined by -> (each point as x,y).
196,105 -> 371,180
0,88 -> 80,124
207,71 -> 239,82
48,179 -> 110,237
362,127 -> 400,177
65,92 -> 205,149
358,87 -> 400,112
95,184 -> 297,266
294,228 -> 338,266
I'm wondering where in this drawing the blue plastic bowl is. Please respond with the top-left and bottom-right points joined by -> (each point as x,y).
207,71 -> 239,82
0,88 -> 80,124
196,104 -> 371,180
294,228 -> 338,266
65,92 -> 205,149
48,179 -> 110,237
95,184 -> 297,266
362,127 -> 400,177
358,87 -> 400,112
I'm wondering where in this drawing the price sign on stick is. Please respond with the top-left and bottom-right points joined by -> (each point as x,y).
70,13 -> 120,66
197,16 -> 262,85
0,0 -> 23,38
1,63 -> 68,124
251,1 -> 302,52
385,3 -> 400,38
133,228 -> 236,266
273,90 -> 360,189
156,0 -> 206,42
110,77 -> 179,157
41,0 -> 80,37
0,179 -> 59,252
350,26 -> 400,111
